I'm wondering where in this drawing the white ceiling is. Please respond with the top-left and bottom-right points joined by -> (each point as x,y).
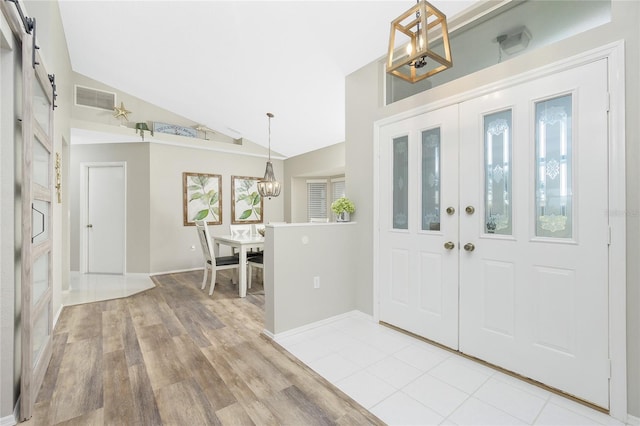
58,1 -> 475,158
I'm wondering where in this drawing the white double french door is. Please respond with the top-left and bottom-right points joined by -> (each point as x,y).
379,59 -> 610,408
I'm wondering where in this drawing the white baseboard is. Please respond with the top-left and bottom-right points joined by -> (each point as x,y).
268,310 -> 371,342
0,397 -> 19,426
149,267 -> 201,276
627,414 -> 640,425
53,303 -> 63,329
0,414 -> 16,426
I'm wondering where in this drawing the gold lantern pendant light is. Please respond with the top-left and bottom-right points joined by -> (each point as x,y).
386,0 -> 452,83
257,112 -> 281,199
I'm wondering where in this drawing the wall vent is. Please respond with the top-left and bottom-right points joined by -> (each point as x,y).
75,85 -> 116,111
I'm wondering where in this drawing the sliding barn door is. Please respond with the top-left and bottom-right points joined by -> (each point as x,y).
20,27 -> 55,421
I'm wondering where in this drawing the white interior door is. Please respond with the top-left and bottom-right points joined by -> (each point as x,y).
379,105 -> 460,349
86,164 -> 125,274
459,59 -> 609,407
379,59 -> 610,408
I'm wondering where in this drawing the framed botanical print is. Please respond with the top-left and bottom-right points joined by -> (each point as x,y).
231,176 -> 263,224
183,172 -> 222,226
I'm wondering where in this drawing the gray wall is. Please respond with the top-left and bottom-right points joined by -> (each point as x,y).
149,143 -> 284,274
264,223 -> 357,334
283,142 -> 345,223
345,0 -> 640,416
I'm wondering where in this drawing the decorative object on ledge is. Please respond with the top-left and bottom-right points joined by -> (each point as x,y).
54,152 -> 61,203
386,0 -> 452,83
153,121 -> 197,138
135,122 -> 153,141
331,197 -> 355,222
183,172 -> 222,226
113,101 -> 131,121
257,112 -> 281,199
195,124 -> 215,140
232,176 -> 263,224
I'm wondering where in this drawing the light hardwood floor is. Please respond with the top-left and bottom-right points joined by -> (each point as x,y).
26,270 -> 383,425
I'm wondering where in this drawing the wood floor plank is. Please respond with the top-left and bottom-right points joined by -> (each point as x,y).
102,350 -> 135,425
36,332 -> 68,403
172,334 -> 237,411
54,408 -> 104,426
136,323 -> 173,354
122,310 -> 144,367
101,310 -> 125,354
66,303 -> 102,343
49,337 -> 104,424
154,378 -> 221,425
215,402 -> 256,426
140,340 -> 191,391
128,363 -> 162,426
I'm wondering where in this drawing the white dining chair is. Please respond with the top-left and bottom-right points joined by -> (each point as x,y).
195,220 -> 240,295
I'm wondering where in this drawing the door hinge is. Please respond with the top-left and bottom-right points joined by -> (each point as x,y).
608,358 -> 612,378
608,226 -> 612,246
606,92 -> 610,112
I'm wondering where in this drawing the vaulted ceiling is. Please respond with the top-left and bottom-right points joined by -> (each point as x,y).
58,1 -> 475,157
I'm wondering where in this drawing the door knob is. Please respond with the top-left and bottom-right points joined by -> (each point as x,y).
465,206 -> 475,214
446,207 -> 455,215
463,243 -> 475,252
444,241 -> 455,250
86,224 -> 93,228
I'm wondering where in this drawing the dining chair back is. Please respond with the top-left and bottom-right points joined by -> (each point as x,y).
195,220 -> 240,295
229,224 -> 252,238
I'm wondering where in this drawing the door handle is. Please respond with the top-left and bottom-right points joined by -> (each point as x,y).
87,224 -> 93,228
465,206 -> 475,214
463,243 -> 475,252
444,241 -> 455,250
446,207 -> 455,215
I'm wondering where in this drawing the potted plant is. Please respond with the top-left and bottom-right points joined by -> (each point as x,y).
331,197 -> 355,222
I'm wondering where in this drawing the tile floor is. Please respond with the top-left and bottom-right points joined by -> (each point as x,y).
275,313 -> 626,426
62,271 -> 155,306
64,275 -> 627,425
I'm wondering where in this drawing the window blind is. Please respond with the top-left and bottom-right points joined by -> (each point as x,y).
307,180 -> 327,221
331,179 -> 346,204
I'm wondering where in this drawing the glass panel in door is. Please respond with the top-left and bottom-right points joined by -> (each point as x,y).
421,128 -> 441,231
393,136 -> 409,229
32,253 -> 49,306
33,136 -> 50,188
535,95 -> 572,238
33,77 -> 51,136
484,110 -> 512,235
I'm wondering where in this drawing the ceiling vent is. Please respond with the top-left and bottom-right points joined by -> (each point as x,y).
75,85 -> 116,111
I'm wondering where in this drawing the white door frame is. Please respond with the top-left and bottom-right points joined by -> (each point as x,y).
373,41 -> 627,420
79,161 -> 127,274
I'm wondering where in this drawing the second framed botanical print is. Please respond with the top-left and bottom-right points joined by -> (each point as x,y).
231,176 -> 263,224
183,172 -> 222,226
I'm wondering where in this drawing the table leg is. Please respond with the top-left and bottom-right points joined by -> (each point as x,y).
239,246 -> 247,297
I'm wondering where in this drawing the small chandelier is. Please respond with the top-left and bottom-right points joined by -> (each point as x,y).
257,112 -> 281,199
386,0 -> 452,83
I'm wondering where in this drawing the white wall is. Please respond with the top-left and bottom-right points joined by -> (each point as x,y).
345,0 -> 640,416
149,143 -> 284,274
264,223 -> 357,334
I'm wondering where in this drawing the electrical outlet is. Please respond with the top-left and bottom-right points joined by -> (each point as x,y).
313,276 -> 320,289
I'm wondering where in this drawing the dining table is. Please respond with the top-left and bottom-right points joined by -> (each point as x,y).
212,234 -> 264,297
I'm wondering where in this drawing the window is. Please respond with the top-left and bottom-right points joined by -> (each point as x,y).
307,180 -> 327,221
331,178 -> 345,204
